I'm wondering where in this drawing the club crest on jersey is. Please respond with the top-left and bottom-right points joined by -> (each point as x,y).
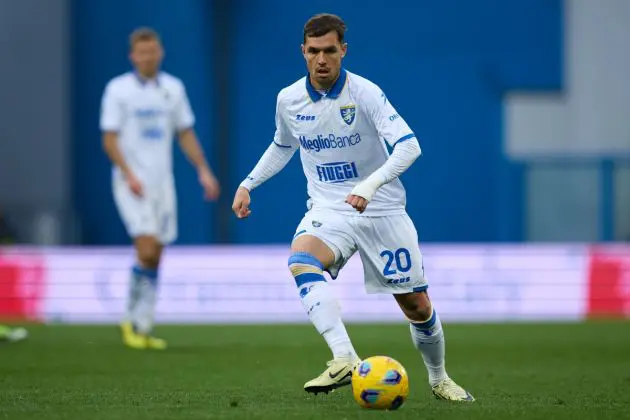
340,104 -> 356,125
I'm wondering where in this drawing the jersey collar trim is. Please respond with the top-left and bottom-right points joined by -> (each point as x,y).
133,71 -> 162,87
305,68 -> 347,102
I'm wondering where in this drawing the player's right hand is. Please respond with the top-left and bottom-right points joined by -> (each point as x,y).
126,173 -> 144,197
232,186 -> 252,219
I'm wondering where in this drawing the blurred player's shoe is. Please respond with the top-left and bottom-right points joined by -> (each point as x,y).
0,326 -> 28,343
432,378 -> 475,401
120,321 -> 147,349
120,321 -> 134,338
304,357 -> 360,394
145,335 -> 167,350
120,322 -> 167,350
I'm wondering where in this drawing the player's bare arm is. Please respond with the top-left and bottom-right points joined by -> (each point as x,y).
177,128 -> 221,200
102,131 -> 143,197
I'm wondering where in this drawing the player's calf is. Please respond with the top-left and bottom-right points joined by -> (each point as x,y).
288,247 -> 360,393
288,251 -> 357,360
122,235 -> 165,345
394,290 -> 474,401
395,290 -> 447,385
394,288 -> 432,322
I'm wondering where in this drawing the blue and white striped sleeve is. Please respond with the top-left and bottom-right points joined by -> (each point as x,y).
239,91 -> 298,191
363,84 -> 418,149
272,91 -> 298,149
349,84 -> 421,201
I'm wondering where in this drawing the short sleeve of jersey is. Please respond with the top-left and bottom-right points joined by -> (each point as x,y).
363,85 -> 415,148
100,81 -> 122,132
174,83 -> 195,131
273,91 -> 298,148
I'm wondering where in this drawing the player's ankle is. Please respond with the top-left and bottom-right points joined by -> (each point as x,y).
332,352 -> 358,361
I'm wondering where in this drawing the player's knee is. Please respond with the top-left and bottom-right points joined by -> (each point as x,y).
136,241 -> 161,268
291,234 -> 335,267
137,251 -> 160,269
397,290 -> 432,322
288,252 -> 325,288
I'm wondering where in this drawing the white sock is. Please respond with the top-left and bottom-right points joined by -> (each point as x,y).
124,266 -> 142,322
300,281 -> 358,360
410,307 -> 448,386
131,265 -> 158,335
289,252 -> 359,361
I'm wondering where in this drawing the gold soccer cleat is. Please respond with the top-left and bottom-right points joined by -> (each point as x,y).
304,357 -> 360,395
432,378 -> 475,401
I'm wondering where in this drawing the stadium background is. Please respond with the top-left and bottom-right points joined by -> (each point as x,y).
0,0 -> 629,323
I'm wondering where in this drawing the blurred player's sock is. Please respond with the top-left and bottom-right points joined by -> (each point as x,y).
409,307 -> 448,386
289,252 -> 359,361
131,265 -> 158,335
123,265 -> 144,323
120,265 -> 167,350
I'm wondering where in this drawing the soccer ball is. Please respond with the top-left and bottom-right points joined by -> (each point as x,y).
351,355 -> 409,410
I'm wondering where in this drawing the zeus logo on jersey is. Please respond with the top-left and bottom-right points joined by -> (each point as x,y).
299,133 -> 361,152
387,277 -> 411,284
316,162 -> 359,183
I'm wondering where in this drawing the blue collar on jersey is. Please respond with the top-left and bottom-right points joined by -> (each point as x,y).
305,68 -> 347,102
133,71 -> 161,87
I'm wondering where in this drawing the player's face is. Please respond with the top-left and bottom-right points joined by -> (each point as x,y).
302,31 -> 347,89
130,39 -> 163,78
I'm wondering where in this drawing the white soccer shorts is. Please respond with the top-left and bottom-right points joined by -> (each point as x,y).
293,209 -> 428,294
112,177 -> 177,245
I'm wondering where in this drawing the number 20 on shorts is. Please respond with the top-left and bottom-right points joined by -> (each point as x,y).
380,248 -> 412,276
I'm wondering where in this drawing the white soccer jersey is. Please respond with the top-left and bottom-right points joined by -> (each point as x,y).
100,72 -> 195,189
273,68 -> 417,215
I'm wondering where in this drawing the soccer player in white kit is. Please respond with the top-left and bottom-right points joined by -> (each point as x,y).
100,28 -> 220,350
232,14 -> 474,401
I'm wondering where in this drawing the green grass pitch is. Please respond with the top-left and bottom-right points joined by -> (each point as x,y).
1,322 -> 629,419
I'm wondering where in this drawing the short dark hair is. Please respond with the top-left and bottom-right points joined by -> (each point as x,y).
129,27 -> 161,49
303,14 -> 346,43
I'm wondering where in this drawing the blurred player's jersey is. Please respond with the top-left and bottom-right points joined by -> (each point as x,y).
272,69 -> 418,216
99,72 -> 195,190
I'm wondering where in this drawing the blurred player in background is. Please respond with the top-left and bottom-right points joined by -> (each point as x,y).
0,209 -> 28,343
100,27 -> 220,350
232,14 -> 473,401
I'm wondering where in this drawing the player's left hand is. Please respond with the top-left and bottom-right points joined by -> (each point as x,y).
345,194 -> 369,213
198,168 -> 221,201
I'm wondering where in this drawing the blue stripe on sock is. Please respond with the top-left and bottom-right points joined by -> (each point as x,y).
133,265 -> 158,280
294,272 -> 325,288
412,309 -> 437,330
288,252 -> 324,270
